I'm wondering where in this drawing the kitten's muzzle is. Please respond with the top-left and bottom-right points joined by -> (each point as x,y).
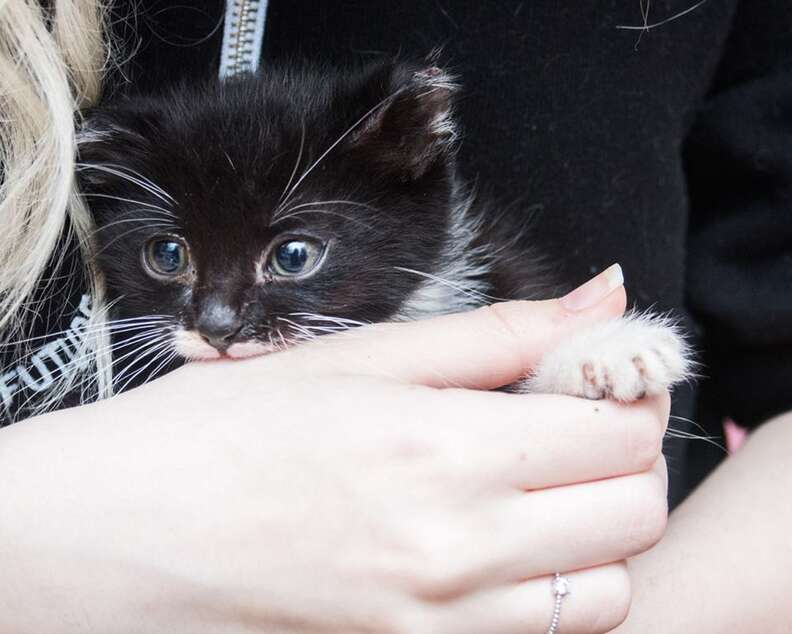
195,300 -> 244,353
199,324 -> 243,353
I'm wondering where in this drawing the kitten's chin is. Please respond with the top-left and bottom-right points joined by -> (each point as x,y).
172,329 -> 221,360
173,329 -> 273,361
225,341 -> 272,359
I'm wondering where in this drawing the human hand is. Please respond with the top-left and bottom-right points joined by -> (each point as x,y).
0,270 -> 668,634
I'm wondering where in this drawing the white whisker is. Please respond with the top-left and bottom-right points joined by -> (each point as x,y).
4,324 -> 169,376
615,0 -> 708,31
90,215 -> 178,237
287,312 -> 370,328
93,222 -> 178,256
393,266 -> 505,303
10,326 -> 172,410
113,344 -> 175,393
274,198 -> 382,223
110,331 -> 174,371
276,317 -> 318,340
278,118 -> 306,204
276,88 -> 408,212
273,208 -> 375,229
1,316 -> 171,349
76,163 -> 176,206
665,426 -> 726,452
79,192 -> 176,217
282,199 -> 380,213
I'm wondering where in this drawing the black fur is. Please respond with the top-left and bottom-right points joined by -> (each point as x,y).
78,60 -> 547,382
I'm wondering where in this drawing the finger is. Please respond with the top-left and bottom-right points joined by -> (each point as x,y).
424,563 -> 630,634
423,390 -> 670,490
504,392 -> 671,489
481,457 -> 668,583
285,265 -> 626,389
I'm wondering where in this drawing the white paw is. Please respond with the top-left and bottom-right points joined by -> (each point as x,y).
523,312 -> 691,402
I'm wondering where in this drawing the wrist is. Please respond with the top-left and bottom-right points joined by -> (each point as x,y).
0,409 -> 206,633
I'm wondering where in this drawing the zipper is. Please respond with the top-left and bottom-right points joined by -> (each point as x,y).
219,0 -> 269,78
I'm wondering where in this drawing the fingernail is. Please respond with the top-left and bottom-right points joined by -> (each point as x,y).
559,263 -> 624,312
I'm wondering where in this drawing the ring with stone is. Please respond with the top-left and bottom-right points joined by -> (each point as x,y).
545,572 -> 570,634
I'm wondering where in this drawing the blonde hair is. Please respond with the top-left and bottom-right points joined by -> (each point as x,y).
0,0 -> 113,413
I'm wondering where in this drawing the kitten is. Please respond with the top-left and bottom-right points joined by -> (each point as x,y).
77,60 -> 690,399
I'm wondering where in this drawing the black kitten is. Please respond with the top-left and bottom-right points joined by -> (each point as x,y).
78,61 -> 688,400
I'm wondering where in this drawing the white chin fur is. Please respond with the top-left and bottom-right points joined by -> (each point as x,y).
173,329 -> 273,360
172,329 -> 221,360
226,341 -> 271,359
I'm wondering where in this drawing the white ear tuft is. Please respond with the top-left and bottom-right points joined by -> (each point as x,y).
349,63 -> 460,180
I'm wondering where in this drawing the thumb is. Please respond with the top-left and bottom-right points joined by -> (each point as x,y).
286,264 -> 626,389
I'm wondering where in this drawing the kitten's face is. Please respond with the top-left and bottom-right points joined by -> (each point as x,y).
79,62 -> 459,362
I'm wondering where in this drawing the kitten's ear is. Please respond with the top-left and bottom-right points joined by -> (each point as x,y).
75,114 -> 151,189
348,62 -> 459,180
75,120 -> 113,188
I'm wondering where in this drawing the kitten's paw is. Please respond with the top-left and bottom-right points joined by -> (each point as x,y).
523,313 -> 691,402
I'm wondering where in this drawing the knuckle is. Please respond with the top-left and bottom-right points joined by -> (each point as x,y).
654,389 -> 672,425
478,302 -> 521,338
590,564 -> 632,632
402,530 -> 475,601
383,418 -> 449,466
625,474 -> 669,553
389,423 -> 475,486
475,302 -> 529,364
390,432 -> 439,463
416,560 -> 470,602
625,410 -> 663,471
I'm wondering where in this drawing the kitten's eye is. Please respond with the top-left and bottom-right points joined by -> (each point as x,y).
269,238 -> 325,277
143,237 -> 189,278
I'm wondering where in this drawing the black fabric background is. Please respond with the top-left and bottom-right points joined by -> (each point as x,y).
20,0 -> 792,506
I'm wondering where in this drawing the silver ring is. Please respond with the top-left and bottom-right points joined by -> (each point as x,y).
545,572 -> 570,634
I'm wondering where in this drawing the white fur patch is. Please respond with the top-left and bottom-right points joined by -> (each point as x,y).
226,341 -> 272,359
414,67 -> 459,145
172,328 -> 273,360
172,328 -> 221,360
395,194 -> 492,320
75,128 -> 113,146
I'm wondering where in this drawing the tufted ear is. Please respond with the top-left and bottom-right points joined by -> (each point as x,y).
75,113 -> 154,190
347,63 -> 459,180
75,121 -> 115,188
73,111 -> 167,232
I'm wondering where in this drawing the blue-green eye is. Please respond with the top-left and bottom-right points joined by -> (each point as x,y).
144,237 -> 189,277
269,239 -> 324,277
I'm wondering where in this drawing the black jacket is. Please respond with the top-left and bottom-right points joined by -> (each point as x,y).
3,0 -> 791,507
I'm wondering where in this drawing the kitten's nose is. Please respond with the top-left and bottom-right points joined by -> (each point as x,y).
195,302 -> 242,352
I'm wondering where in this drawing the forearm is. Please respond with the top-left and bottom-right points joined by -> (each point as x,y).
613,410 -> 792,633
0,406 -> 192,634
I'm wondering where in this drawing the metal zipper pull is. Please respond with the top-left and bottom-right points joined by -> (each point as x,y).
219,0 -> 269,78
